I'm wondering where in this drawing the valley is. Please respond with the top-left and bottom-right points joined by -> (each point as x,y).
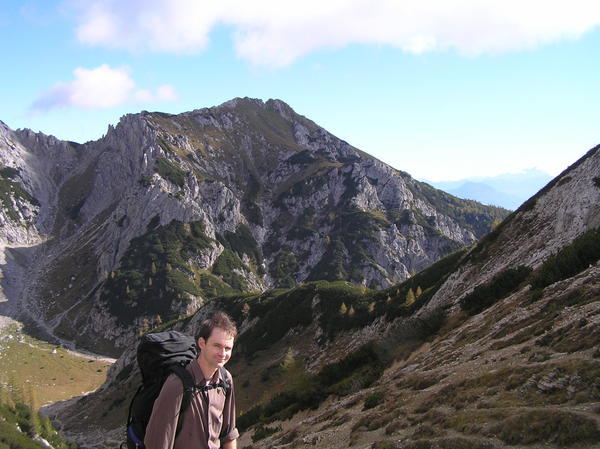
0,99 -> 598,449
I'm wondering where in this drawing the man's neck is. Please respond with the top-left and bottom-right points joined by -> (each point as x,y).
197,357 -> 218,381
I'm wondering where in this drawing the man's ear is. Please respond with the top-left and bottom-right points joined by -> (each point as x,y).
197,337 -> 206,350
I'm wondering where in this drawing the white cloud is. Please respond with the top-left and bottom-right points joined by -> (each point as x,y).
73,0 -> 219,52
134,84 -> 178,103
30,64 -> 177,112
70,0 -> 600,66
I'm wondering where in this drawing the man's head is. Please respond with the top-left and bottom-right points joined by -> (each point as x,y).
196,312 -> 237,371
196,311 -> 237,342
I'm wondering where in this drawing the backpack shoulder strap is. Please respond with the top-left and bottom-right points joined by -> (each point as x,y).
193,367 -> 231,394
219,366 -> 231,394
170,364 -> 196,436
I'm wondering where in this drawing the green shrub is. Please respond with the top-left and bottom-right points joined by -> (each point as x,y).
237,341 -> 389,430
237,275 -> 449,357
101,220 -> 244,325
238,284 -> 316,355
308,237 -> 348,282
270,251 -> 298,288
155,157 -> 187,187
318,341 -> 387,390
381,249 -> 467,320
251,424 -> 281,442
218,224 -> 262,264
139,175 -> 154,187
0,166 -> 19,179
0,400 -> 76,449
237,404 -> 264,432
212,249 -> 249,291
531,228 -> 600,289
363,391 -> 385,410
460,265 -> 532,315
233,279 -> 384,355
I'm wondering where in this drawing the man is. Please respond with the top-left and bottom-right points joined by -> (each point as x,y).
144,312 -> 239,449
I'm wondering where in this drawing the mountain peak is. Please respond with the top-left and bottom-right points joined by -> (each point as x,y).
0,98 -> 508,357
219,96 -> 267,109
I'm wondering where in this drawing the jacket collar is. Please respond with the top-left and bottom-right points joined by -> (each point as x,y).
191,358 -> 223,384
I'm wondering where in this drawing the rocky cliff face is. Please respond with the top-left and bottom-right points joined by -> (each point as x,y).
0,98 -> 506,354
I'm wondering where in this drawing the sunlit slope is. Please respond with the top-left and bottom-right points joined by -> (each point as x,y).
0,323 -> 112,409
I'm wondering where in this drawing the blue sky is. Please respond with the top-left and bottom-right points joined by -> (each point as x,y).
2,1 -> 599,181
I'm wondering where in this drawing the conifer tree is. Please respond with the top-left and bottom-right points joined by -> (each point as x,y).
281,348 -> 296,370
26,386 -> 41,436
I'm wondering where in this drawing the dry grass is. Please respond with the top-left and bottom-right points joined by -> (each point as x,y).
490,409 -> 600,446
0,324 -> 111,409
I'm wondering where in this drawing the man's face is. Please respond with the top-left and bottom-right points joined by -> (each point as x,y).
198,327 -> 234,370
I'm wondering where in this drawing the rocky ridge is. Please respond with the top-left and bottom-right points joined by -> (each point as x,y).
0,98 -> 507,355
424,145 -> 600,315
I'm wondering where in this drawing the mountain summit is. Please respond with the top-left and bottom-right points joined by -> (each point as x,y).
0,98 -> 506,354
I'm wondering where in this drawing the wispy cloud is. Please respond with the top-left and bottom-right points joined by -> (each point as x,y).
30,64 -> 177,113
70,0 -> 600,66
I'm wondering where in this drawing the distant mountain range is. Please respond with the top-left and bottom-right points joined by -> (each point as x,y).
426,169 -> 553,210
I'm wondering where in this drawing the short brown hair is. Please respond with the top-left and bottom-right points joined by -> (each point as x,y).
196,311 -> 237,341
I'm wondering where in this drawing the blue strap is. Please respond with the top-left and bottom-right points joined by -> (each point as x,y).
127,425 -> 144,448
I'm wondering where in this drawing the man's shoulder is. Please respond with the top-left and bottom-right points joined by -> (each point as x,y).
161,366 -> 193,394
218,366 -> 234,392
220,366 -> 233,381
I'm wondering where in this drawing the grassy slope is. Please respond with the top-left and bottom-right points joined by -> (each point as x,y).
0,323 -> 111,410
240,264 -> 600,449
